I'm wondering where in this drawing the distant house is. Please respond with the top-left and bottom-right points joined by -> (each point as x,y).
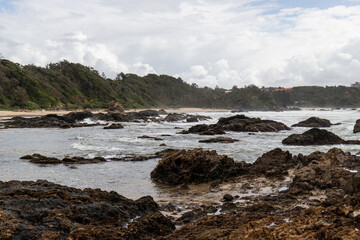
224,90 -> 232,94
274,88 -> 293,92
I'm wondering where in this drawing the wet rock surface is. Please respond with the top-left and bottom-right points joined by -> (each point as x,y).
20,153 -> 107,164
282,128 -> 360,145
181,114 -> 290,135
199,137 -> 239,143
354,119 -> 360,133
0,180 -> 174,240
151,148 -> 250,185
158,148 -> 360,239
2,110 -> 211,128
163,113 -> 211,122
104,123 -> 124,129
7,147 -> 360,239
291,116 -> 334,127
3,111 -> 99,129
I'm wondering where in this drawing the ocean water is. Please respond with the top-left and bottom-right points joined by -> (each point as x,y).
1,109 -> 360,199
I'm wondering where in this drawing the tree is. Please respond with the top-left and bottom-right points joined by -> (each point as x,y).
115,72 -> 126,81
0,53 -> 3,59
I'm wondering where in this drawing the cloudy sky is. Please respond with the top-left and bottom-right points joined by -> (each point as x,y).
1,0 -> 360,88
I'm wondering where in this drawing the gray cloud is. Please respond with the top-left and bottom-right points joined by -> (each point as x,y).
0,1 -> 359,87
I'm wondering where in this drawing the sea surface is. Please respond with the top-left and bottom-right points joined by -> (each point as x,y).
1,109 -> 360,199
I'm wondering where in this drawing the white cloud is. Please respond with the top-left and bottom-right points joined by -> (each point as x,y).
0,1 -> 360,87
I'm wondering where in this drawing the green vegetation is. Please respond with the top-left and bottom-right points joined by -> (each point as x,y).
1,59 -> 360,110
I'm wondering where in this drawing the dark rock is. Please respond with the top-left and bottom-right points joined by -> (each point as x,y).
282,128 -> 360,145
138,135 -> 163,141
199,137 -> 239,143
20,154 -> 107,165
181,124 -> 225,135
20,153 -> 62,164
289,148 -> 360,194
164,113 -> 210,122
222,194 -> 234,202
252,148 -> 297,179
354,119 -> 360,133
150,148 -> 250,185
104,123 -> 124,129
292,117 -> 333,127
181,115 -> 289,135
3,111 -> 99,129
109,155 -> 157,162
0,180 -> 173,240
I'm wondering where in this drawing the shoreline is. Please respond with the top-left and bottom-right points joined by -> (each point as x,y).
0,107 -> 230,118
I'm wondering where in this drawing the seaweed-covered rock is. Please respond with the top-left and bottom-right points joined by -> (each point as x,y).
282,128 -> 360,145
0,180 -> 174,240
181,115 -> 289,135
292,117 -> 333,127
151,148 -> 249,185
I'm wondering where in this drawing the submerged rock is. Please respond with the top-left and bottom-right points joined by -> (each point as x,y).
292,116 -> 333,127
181,114 -> 290,135
150,148 -> 249,185
0,180 -> 174,240
282,128 -> 360,145
199,137 -> 239,143
104,123 -> 124,129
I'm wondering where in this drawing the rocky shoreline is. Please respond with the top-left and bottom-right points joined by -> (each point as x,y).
3,111 -> 360,239
3,146 -> 360,239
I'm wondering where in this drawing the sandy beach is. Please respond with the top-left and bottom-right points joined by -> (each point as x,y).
0,107 -> 230,119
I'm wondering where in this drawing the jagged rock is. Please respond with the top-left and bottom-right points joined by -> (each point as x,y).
199,137 -> 239,143
289,148 -> 360,194
252,148 -> 297,179
292,116 -> 333,127
354,119 -> 360,133
0,180 -> 174,240
282,128 -> 360,145
107,101 -> 125,113
104,123 -> 124,129
150,148 -> 250,185
181,115 -> 289,135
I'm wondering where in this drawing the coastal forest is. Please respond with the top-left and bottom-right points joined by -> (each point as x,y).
1,59 -> 360,110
